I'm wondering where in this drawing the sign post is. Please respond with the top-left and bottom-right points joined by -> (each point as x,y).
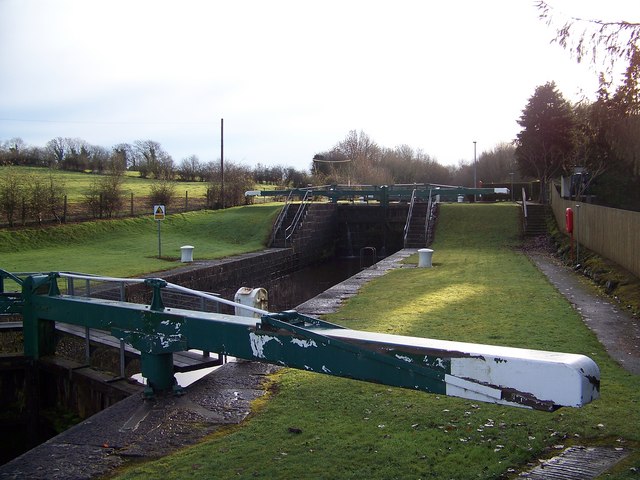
154,205 -> 165,258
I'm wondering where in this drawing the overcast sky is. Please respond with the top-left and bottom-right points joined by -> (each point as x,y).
0,0 -> 635,171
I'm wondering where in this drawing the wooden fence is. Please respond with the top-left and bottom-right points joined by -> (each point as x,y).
1,189 -> 277,228
550,185 -> 640,278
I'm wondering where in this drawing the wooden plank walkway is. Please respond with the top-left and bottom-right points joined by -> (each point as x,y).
2,321 -> 224,372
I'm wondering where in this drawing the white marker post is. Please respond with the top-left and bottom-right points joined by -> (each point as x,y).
154,205 -> 165,258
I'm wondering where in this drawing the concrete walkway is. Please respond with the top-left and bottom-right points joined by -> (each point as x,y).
527,251 -> 640,376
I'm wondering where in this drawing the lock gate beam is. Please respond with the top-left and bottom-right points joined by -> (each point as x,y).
10,271 -> 600,410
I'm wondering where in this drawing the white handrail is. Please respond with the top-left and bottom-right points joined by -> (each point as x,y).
57,272 -> 270,316
165,282 -> 270,316
59,272 -> 146,284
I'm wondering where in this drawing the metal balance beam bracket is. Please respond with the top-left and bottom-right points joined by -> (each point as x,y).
21,273 -> 60,359
113,278 -> 185,397
146,278 -> 167,312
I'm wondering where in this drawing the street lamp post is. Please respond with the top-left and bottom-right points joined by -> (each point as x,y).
473,141 -> 477,202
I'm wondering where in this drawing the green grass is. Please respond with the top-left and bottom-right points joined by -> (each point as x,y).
0,205 -> 282,277
0,166 -> 209,202
111,203 -> 640,479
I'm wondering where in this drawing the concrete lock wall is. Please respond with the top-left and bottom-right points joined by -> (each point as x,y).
126,204 -> 342,303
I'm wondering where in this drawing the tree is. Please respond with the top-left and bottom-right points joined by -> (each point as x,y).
134,140 -> 175,179
537,4 -> 640,209
113,143 -> 135,170
476,143 -> 518,184
24,175 -> 50,225
0,168 -> 23,226
335,130 -> 381,184
84,173 -> 125,218
178,155 -> 203,182
61,138 -> 91,171
0,137 -> 27,165
208,161 -> 255,208
46,137 -> 67,167
586,50 -> 640,209
149,178 -> 177,209
537,1 -> 639,85
515,82 -> 576,202
108,145 -> 129,175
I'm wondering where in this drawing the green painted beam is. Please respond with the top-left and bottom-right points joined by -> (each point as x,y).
15,272 -> 599,410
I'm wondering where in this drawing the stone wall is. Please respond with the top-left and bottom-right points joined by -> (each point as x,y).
126,204 -> 340,306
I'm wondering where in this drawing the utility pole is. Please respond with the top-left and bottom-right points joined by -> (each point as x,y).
220,118 -> 224,209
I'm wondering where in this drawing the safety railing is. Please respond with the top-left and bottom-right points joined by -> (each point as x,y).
402,189 -> 417,248
284,189 -> 312,244
52,272 -> 268,378
269,190 -> 295,246
424,188 -> 434,246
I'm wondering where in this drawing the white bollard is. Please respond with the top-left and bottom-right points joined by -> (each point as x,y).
180,245 -> 194,262
418,248 -> 434,268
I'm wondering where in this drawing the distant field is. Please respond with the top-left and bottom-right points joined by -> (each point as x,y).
0,166 -> 210,202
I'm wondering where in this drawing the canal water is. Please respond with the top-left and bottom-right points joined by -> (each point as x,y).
263,256 -> 364,311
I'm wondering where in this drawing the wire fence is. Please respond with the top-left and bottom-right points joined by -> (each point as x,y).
0,190 -> 278,228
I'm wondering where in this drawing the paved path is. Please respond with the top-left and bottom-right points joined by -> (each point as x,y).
527,252 -> 640,376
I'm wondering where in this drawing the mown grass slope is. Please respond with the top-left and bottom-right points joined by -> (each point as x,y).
0,205 -> 282,277
112,203 -> 640,479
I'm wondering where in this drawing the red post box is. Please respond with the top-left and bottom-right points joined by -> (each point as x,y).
565,208 -> 574,234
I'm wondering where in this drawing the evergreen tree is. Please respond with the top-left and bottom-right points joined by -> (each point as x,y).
515,82 -> 576,202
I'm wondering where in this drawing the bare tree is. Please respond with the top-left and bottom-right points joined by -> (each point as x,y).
149,178 -> 177,209
134,140 -> 174,179
113,143 -> 134,170
0,169 -> 23,226
178,155 -> 202,182
0,137 -> 27,165
208,161 -> 255,208
46,137 -> 66,167
84,173 -> 125,218
476,143 -> 518,184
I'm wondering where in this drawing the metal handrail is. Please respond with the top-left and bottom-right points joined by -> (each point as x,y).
270,190 -> 295,246
424,188 -> 434,245
403,189 -> 417,248
57,272 -> 268,316
284,190 -> 312,243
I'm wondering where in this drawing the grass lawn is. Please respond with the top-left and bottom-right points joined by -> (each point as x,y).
0,166 -> 210,202
0,205 -> 282,278
110,203 -> 640,479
